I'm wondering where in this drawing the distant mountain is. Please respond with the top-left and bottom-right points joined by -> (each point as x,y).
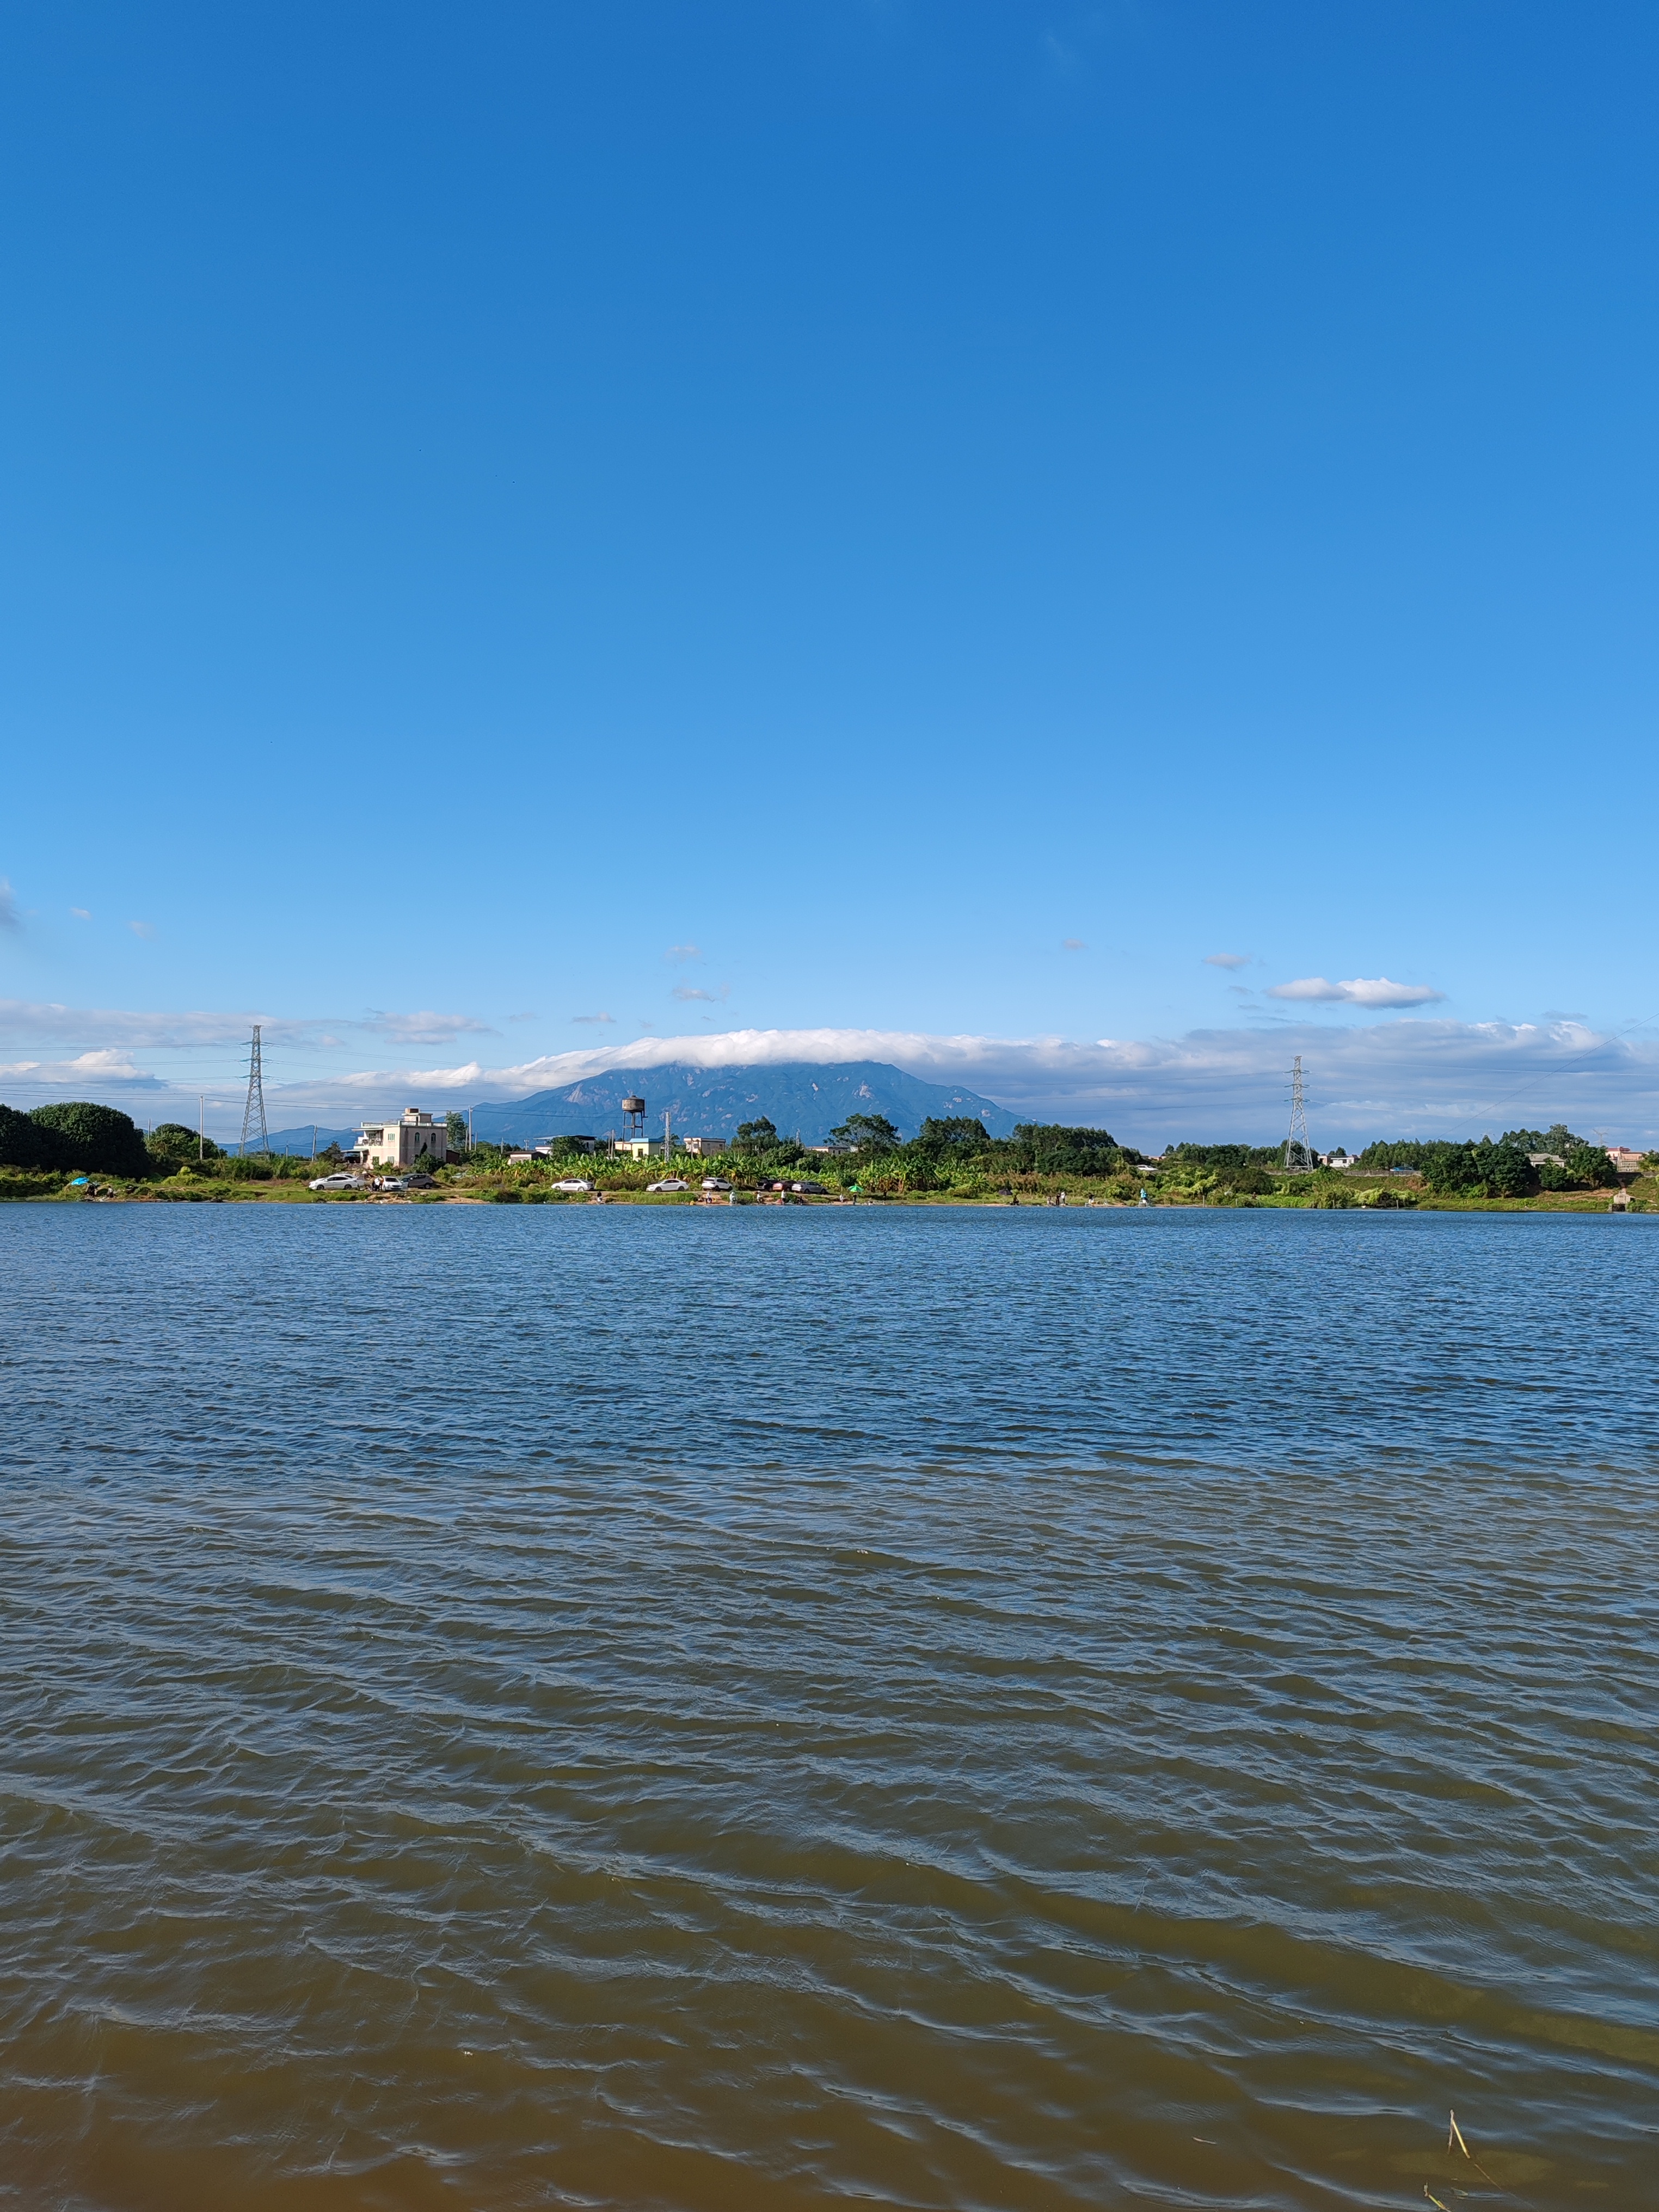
239,1062 -> 1017,1157
466,1061 -> 1019,1147
250,1125 -> 364,1157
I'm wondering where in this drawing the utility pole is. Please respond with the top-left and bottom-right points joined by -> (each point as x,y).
198,1094 -> 205,1160
1282,1055 -> 1315,1172
663,1104 -> 674,1158
240,1024 -> 269,1156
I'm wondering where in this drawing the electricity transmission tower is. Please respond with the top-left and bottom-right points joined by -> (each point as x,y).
240,1024 -> 269,1156
1282,1054 -> 1315,1172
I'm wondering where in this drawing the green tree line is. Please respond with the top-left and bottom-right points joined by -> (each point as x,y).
0,1103 -> 312,1182
0,1102 -> 155,1177
723,1114 -> 1142,1181
1354,1125 -> 1619,1196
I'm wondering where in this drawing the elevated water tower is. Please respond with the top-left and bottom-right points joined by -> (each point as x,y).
620,1093 -> 647,1140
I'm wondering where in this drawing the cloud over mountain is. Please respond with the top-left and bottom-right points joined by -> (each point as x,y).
269,1019 -> 1659,1144
4,1006 -> 1656,1146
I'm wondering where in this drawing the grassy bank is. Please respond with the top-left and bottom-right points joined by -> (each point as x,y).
8,1158 -> 1650,1211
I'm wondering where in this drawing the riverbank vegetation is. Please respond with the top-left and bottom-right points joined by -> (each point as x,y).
1354,1126 -> 1620,1197
0,1101 -> 1649,1209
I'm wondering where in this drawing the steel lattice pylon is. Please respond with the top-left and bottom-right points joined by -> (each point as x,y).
240,1024 -> 269,1156
1282,1054 -> 1315,1173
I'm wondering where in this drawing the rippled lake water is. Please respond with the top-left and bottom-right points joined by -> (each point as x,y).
2,1204 -> 1656,2209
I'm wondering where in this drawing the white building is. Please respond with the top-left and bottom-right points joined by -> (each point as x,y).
679,1134 -> 728,1157
357,1108 -> 449,1169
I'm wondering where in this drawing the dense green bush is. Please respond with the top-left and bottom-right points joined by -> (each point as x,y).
0,1166 -> 65,1199
1008,1124 -> 1129,1176
217,1154 -> 276,1181
1168,1141 -> 1283,1173
0,1104 -> 52,1169
1558,1143 -> 1619,1190
1355,1138 -> 1451,1171
1422,1139 -> 1538,1199
18,1102 -> 153,1178
147,1121 -> 223,1164
1361,1125 -> 1618,1194
1215,1163 -> 1276,1195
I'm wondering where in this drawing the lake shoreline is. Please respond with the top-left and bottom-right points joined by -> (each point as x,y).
3,1183 -> 1647,1213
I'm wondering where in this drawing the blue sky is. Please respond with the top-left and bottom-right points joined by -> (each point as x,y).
3,3 -> 1658,1142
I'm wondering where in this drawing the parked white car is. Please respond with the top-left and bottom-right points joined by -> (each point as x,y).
701,1177 -> 732,1191
309,1172 -> 365,1190
552,1177 -> 594,1193
647,1177 -> 690,1193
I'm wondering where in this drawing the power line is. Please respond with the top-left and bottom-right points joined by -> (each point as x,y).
1448,1009 -> 1659,1134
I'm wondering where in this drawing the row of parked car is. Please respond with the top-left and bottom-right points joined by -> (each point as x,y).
306,1171 -> 435,1193
551,1175 -> 833,1196
551,1175 -> 729,1194
304,1170 -> 835,1200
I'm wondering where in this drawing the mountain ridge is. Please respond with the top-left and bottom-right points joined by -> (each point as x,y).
466,1061 -> 1018,1147
245,1060 -> 1021,1154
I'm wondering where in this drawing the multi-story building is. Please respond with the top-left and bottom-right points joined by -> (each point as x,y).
356,1108 -> 449,1169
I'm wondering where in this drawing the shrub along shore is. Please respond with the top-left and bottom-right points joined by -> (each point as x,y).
0,1104 -> 1650,1211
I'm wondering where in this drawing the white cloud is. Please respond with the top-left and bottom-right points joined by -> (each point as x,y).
1268,975 -> 1443,1009
0,882 -> 22,932
0,1001 -> 503,1053
358,1010 -> 495,1044
126,920 -> 157,941
358,1019 -> 1650,1143
665,943 -> 703,963
5,1006 -> 1658,1146
672,983 -> 729,1003
0,1048 -> 163,1094
1204,953 -> 1249,969
0,1000 -> 279,1050
1062,938 -> 1086,951
70,907 -> 91,921
572,1012 -> 616,1025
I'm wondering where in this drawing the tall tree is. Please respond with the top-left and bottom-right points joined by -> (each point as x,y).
828,1113 -> 900,1154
